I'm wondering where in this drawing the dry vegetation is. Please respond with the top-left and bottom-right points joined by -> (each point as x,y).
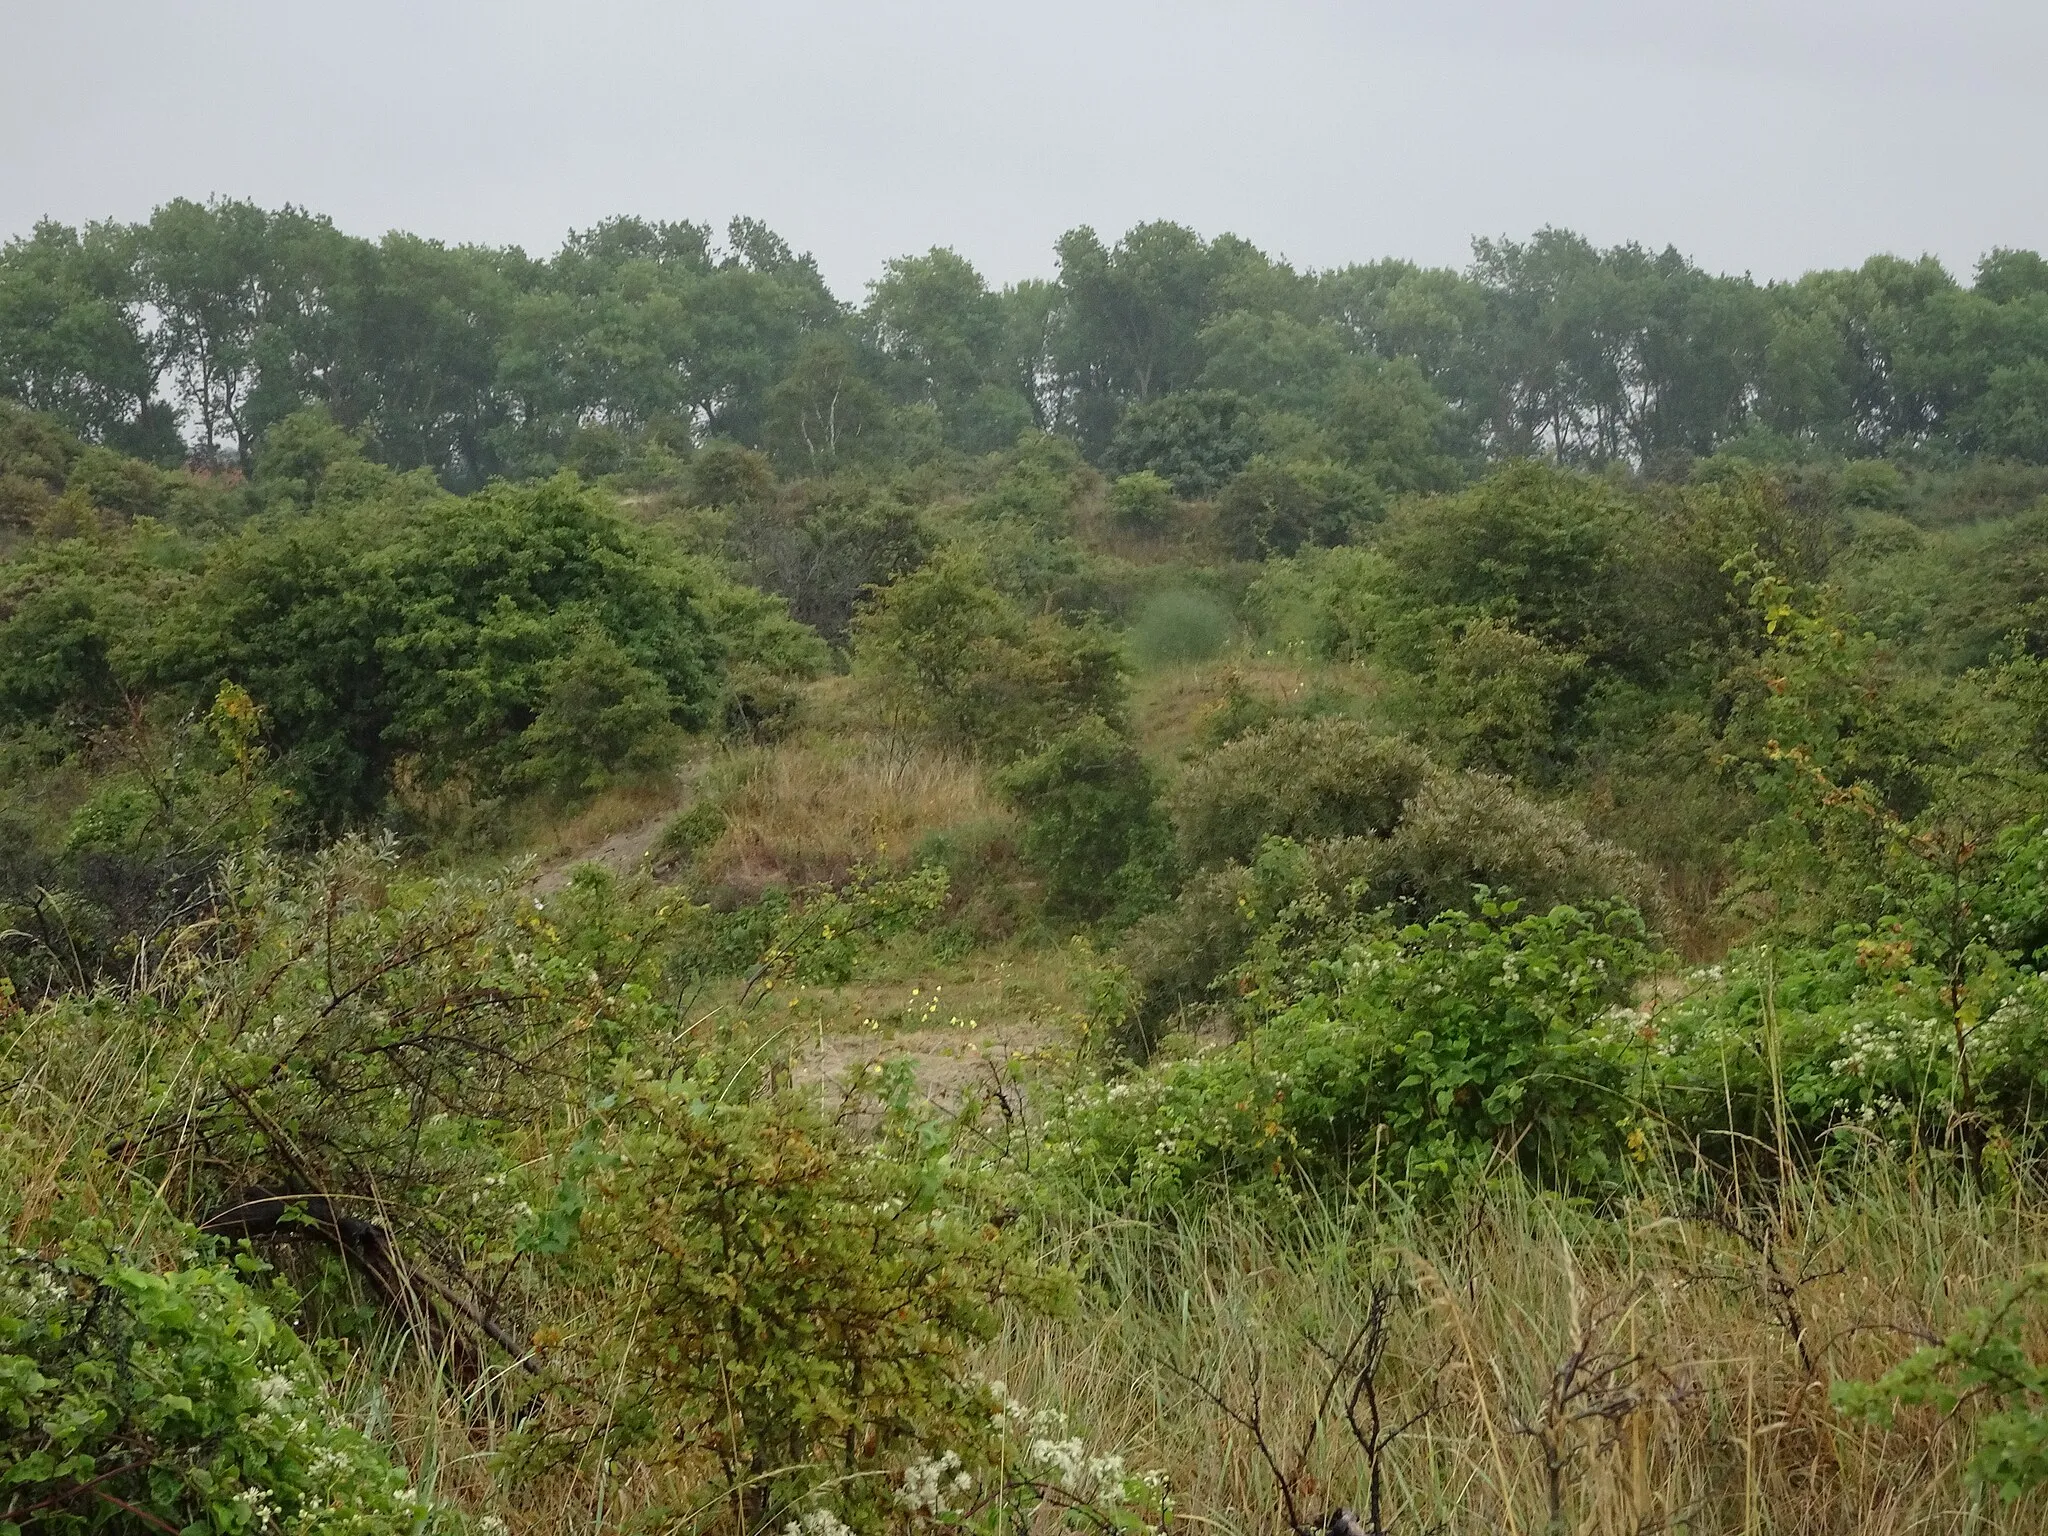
981,1160 -> 2048,1536
698,735 -> 1006,899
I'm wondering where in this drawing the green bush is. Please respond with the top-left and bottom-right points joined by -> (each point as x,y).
250,407 -> 378,512
1055,896 -> 1653,1201
695,577 -> 829,740
1215,456 -> 1382,558
516,627 -> 686,793
1107,470 -> 1175,532
0,531 -> 178,731
1103,390 -> 1265,498
969,431 -> 1091,532
685,440 -> 776,508
1128,588 -> 1232,667
1,683 -> 285,996
1835,1266 -> 2048,1502
996,715 -> 1175,926
1118,767 -> 1661,1057
1171,717 -> 1428,870
0,1241 -> 437,1536
853,552 -> 1128,761
1837,458 -> 1907,510
1374,769 -> 1665,922
1378,460 -> 1644,664
1242,546 -> 1428,665
139,474 -> 724,823
533,1063 -> 1059,1532
1414,619 -> 1585,778
728,479 -> 935,644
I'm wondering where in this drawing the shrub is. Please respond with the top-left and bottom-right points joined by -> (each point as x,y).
0,532 -> 179,732
1837,458 -> 1907,510
534,1064 -> 1058,1532
1054,896 -> 1653,1201
1650,920 -> 2048,1158
1128,588 -> 1232,667
969,431 -> 1091,533
996,715 -> 1176,926
1372,769 -> 1665,924
1215,456 -> 1382,558
853,552 -> 1128,761
1118,767 -> 1662,1056
0,1241 -> 438,1536
515,627 -> 684,793
250,407 -> 373,511
1,683 -> 285,997
1834,1266 -> 2048,1502
1171,718 -> 1428,870
697,577 -> 830,740
1414,619 -> 1585,778
1111,840 -> 1321,1057
1378,460 -> 1644,664
65,444 -> 169,520
1243,545 -> 1423,664
6,841 -> 674,1347
1107,469 -> 1175,532
147,474 -> 724,824
725,478 -> 932,643
685,439 -> 775,508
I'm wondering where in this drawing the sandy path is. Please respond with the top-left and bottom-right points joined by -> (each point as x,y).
791,1017 -> 1060,1116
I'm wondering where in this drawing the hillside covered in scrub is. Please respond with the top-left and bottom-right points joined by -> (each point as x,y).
7,207 -> 2048,1536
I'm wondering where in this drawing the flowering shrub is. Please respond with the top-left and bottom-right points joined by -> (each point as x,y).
1050,896 -> 1654,1202
0,1241 -> 435,1536
838,1382 -> 1168,1536
1649,942 -> 2048,1156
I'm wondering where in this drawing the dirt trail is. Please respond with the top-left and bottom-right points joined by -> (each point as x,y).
528,811 -> 674,895
791,1018 -> 1060,1115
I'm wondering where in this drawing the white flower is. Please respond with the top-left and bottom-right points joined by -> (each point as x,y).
1028,1435 -> 1087,1486
784,1511 -> 854,1536
235,1486 -> 281,1530
255,1372 -> 296,1409
898,1448 -> 965,1513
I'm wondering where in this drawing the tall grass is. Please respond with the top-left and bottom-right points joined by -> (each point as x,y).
699,738 -> 1006,895
1129,590 -> 1235,669
989,1162 -> 2048,1535
11,984 -> 2048,1535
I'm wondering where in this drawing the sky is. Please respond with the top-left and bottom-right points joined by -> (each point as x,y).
4,0 -> 2045,298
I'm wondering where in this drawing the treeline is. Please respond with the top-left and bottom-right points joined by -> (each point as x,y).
5,201 -> 2048,487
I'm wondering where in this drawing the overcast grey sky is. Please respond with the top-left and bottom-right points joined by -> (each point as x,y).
4,0 -> 2045,296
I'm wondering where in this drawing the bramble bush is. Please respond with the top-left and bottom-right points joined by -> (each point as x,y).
1053,895 -> 1655,1202
0,1237 -> 437,1536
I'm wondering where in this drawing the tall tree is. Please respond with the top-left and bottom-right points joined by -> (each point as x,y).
0,220 -> 170,456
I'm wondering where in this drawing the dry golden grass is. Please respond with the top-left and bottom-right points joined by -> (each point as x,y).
327,1160 -> 2048,1536
699,735 -> 1009,897
987,1165 -> 2048,1536
1132,658 -> 1387,764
